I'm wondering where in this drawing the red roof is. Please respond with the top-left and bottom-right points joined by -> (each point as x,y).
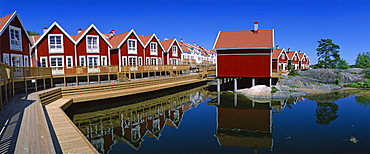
0,12 -> 14,33
160,39 -> 176,52
272,49 -> 286,59
214,30 -> 274,49
30,35 -> 41,44
297,53 -> 306,61
107,30 -> 131,48
178,41 -> 191,52
287,51 -> 298,60
138,35 -> 152,46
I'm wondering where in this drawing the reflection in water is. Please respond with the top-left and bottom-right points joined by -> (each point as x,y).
315,102 -> 339,125
355,95 -> 370,108
71,86 -> 213,154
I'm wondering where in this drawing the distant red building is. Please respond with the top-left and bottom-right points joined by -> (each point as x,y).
160,38 -> 182,65
287,51 -> 299,70
298,52 -> 310,69
0,11 -> 32,76
139,34 -> 165,65
213,22 -> 274,91
272,48 -> 288,71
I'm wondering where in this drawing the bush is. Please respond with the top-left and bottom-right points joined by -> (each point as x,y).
335,78 -> 341,85
289,85 -> 300,88
271,87 -> 279,93
345,80 -> 370,88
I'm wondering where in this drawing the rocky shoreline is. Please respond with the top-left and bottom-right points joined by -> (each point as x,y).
236,68 -> 368,99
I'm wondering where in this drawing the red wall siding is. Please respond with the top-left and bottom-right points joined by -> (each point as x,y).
217,55 -> 271,77
279,52 -> 288,63
75,29 -> 109,66
168,41 -> 181,59
110,49 -> 119,65
120,33 -> 144,57
145,38 -> 163,59
272,59 -> 278,70
218,108 -> 271,131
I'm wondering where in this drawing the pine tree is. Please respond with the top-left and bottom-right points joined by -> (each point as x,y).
316,39 -> 341,69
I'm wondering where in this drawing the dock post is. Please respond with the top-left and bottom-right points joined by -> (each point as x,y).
252,78 -> 255,87
87,73 -> 90,85
24,76 -> 27,94
64,74 -> 66,87
269,78 -> 272,87
5,79 -> 8,104
234,78 -> 237,91
234,93 -> 237,106
43,76 -> 46,90
34,79 -> 38,91
217,78 -> 220,92
98,72 -> 101,84
0,83 -> 2,111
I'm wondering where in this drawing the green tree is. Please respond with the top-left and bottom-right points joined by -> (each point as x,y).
27,30 -> 40,36
355,52 -> 370,68
316,39 -> 341,69
315,102 -> 339,125
337,58 -> 350,69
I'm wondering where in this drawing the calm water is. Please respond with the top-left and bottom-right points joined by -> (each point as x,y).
65,84 -> 370,154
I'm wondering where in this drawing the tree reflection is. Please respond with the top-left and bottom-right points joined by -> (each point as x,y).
355,96 -> 370,108
315,102 -> 338,125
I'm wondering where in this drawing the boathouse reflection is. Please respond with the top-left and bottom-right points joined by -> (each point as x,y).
214,93 -> 299,152
72,86 -> 211,153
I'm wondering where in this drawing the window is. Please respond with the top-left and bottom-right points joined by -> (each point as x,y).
24,56 -> 29,67
150,42 -> 157,55
128,57 -> 137,66
49,34 -> 63,53
11,54 -> 22,67
151,57 -> 157,65
88,56 -> 99,67
169,58 -> 172,65
50,57 -> 63,67
158,58 -> 162,65
281,53 -> 285,59
101,56 -> 107,66
128,39 -> 137,54
66,56 -> 73,68
3,54 -> 10,65
9,26 -> 22,51
80,56 -> 86,67
40,57 -> 47,67
172,46 -> 178,57
86,35 -> 99,53
146,57 -> 150,65
138,57 -> 142,66
122,56 -> 127,66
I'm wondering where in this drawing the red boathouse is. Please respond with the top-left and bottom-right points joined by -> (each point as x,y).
213,22 -> 274,91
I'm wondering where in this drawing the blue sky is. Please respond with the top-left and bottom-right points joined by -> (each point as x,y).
1,0 -> 370,65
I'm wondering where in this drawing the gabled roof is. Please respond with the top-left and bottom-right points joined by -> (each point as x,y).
72,24 -> 112,48
287,51 -> 298,60
297,53 -> 306,61
108,29 -> 144,49
138,34 -> 165,51
160,38 -> 183,53
213,30 -> 274,50
30,35 -> 41,44
32,22 -> 76,48
178,41 -> 191,53
272,48 -> 287,59
0,11 -> 33,45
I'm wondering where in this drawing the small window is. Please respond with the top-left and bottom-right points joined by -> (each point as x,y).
169,58 -> 172,65
281,54 -> 285,59
49,34 -> 63,53
86,35 -> 99,53
158,58 -> 162,65
128,57 -> 137,66
66,56 -> 73,68
3,54 -> 10,65
122,56 -> 127,66
128,39 -> 137,54
151,57 -> 157,65
80,56 -> 86,67
24,56 -> 29,67
172,46 -> 178,57
40,57 -> 47,67
138,57 -> 142,66
50,57 -> 63,67
150,42 -> 157,55
9,26 -> 22,51
146,57 -> 150,65
101,56 -> 107,66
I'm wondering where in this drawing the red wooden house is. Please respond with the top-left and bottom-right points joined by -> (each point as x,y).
160,38 -> 182,65
213,22 -> 274,91
298,52 -> 310,69
287,51 -> 299,70
0,11 -> 32,76
72,24 -> 112,73
272,48 -> 288,71
108,30 -> 144,71
31,22 -> 76,75
138,34 -> 165,65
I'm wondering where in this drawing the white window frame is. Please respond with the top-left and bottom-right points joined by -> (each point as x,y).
40,57 -> 47,67
122,56 -> 127,66
128,56 -> 137,66
48,34 -> 64,53
66,56 -> 73,68
281,53 -> 285,59
11,54 -> 22,67
24,56 -> 29,67
150,42 -> 158,55
128,39 -> 137,54
169,58 -> 173,65
172,46 -> 178,57
158,58 -> 162,65
138,57 -> 142,66
86,35 -> 99,53
101,56 -> 107,66
79,56 -> 86,67
151,57 -> 157,65
87,55 -> 100,67
146,57 -> 150,65
9,26 -> 22,51
3,53 -> 10,65
49,56 -> 64,68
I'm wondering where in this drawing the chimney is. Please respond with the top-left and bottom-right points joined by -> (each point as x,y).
180,38 -> 183,42
194,42 -> 196,45
254,21 -> 258,32
288,48 -> 291,52
276,45 -> 279,49
43,27 -> 47,34
164,38 -> 168,41
298,50 -> 301,53
77,28 -> 82,34
109,30 -> 115,38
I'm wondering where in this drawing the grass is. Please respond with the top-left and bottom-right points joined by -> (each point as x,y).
271,87 -> 279,93
289,85 -> 300,88
345,80 -> 370,88
288,90 -> 298,92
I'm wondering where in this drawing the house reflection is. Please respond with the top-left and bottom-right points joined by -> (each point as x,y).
214,93 -> 273,152
72,87 -> 211,153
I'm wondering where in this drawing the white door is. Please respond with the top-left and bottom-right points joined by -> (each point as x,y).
88,56 -> 100,73
11,54 -> 23,77
50,57 -> 64,75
